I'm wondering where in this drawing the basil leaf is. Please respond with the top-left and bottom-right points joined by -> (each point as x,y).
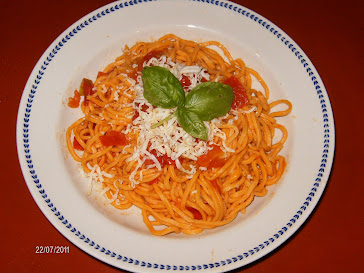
176,107 -> 208,140
142,66 -> 185,108
184,82 -> 234,121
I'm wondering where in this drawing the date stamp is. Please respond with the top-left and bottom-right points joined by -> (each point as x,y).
35,246 -> 70,254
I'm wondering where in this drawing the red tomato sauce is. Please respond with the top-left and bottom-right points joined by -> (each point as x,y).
180,74 -> 208,90
196,144 -> 228,169
137,50 -> 165,72
144,142 -> 175,168
223,76 -> 249,109
132,103 -> 153,120
99,131 -> 129,146
73,137 -> 84,151
201,76 -> 208,83
144,148 -> 175,168
97,71 -> 110,78
81,78 -> 95,106
68,90 -> 81,108
180,75 -> 191,89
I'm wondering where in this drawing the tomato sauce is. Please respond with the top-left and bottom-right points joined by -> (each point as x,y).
97,71 -> 110,78
180,74 -> 208,90
144,148 -> 175,168
99,131 -> 129,146
223,76 -> 249,109
137,50 -> 165,72
68,90 -> 81,108
196,144 -> 228,169
80,78 -> 95,106
72,137 -> 84,151
144,142 -> 175,168
132,103 -> 152,120
180,75 -> 191,89
123,50 -> 166,83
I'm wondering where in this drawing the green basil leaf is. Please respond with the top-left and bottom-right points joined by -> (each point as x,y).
176,107 -> 208,140
184,82 -> 234,121
142,66 -> 185,108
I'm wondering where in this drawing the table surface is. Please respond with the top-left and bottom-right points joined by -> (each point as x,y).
1,0 -> 363,272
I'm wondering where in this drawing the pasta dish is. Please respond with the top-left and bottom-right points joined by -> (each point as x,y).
66,34 -> 292,235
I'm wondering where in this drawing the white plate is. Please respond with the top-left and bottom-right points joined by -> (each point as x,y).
16,0 -> 335,272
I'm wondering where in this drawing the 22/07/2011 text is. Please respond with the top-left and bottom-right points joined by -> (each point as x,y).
35,246 -> 70,254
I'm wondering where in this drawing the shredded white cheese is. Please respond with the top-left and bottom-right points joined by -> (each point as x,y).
84,55 -> 241,187
117,55 -> 238,183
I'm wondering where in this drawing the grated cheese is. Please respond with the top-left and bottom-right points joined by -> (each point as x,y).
77,55 -> 240,187
117,55 -> 238,184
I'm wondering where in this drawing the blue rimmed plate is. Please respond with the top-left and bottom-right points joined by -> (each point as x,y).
16,0 -> 335,272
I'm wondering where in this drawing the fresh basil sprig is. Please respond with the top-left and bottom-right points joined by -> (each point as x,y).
142,66 -> 234,140
184,82 -> 234,121
142,66 -> 185,108
176,107 -> 208,140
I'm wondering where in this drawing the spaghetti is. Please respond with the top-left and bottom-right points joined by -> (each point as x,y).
66,34 -> 292,235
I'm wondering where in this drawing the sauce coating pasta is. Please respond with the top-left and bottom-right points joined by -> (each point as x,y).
66,34 -> 292,235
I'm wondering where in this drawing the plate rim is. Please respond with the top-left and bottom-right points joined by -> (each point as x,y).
16,0 -> 335,272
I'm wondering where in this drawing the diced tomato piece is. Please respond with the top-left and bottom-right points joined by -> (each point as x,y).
73,137 -> 84,151
97,71 -> 110,78
197,144 -> 228,169
79,78 -> 95,106
223,76 -> 249,109
137,50 -> 164,72
180,75 -> 191,89
160,154 -> 175,167
144,149 -> 175,168
134,102 -> 151,112
68,90 -> 81,108
132,111 -> 139,121
140,104 -> 149,112
144,143 -> 175,168
186,207 -> 202,220
210,159 -> 226,168
144,50 -> 164,63
201,77 -> 208,82
132,103 -> 152,120
99,131 -> 129,146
